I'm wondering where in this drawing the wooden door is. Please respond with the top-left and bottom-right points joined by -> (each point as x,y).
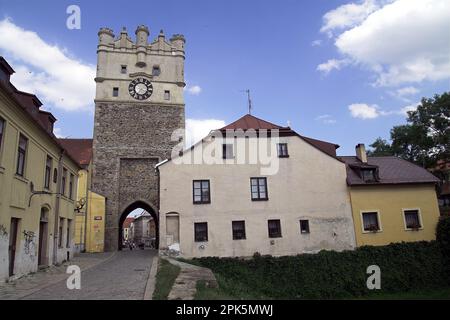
8,218 -> 19,277
38,221 -> 47,266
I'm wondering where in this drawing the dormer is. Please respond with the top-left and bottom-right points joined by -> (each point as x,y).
0,56 -> 15,82
360,167 -> 379,182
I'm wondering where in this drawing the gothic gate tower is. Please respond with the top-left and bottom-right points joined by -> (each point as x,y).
92,26 -> 185,251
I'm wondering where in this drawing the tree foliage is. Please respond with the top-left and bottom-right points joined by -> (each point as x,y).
368,92 -> 450,168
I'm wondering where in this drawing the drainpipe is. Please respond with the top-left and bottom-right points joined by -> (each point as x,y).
52,150 -> 64,265
82,168 -> 90,252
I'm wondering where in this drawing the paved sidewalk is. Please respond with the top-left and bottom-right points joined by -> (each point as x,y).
28,249 -> 155,300
0,252 -> 115,300
166,258 -> 217,300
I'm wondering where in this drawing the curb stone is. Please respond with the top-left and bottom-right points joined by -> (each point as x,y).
144,255 -> 159,300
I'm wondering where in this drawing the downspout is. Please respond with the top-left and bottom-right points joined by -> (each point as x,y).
82,167 -> 90,252
156,165 -> 160,250
53,149 -> 64,265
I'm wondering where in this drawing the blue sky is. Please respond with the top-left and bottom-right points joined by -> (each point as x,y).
0,0 -> 449,156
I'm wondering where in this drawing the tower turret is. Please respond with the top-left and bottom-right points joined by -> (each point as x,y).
170,34 -> 185,52
135,25 -> 149,67
97,27 -> 115,78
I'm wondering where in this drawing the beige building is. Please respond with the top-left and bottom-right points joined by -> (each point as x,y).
157,114 -> 356,258
0,57 -> 80,282
132,211 -> 156,248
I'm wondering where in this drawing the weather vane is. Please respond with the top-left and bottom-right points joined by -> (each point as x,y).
241,89 -> 252,115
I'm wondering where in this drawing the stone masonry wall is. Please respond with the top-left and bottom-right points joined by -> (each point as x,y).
92,102 -> 185,251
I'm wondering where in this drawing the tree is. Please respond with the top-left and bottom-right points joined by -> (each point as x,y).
367,138 -> 393,157
368,92 -> 450,168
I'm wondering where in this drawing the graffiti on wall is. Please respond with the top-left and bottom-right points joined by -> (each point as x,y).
0,224 -> 7,239
23,230 -> 37,260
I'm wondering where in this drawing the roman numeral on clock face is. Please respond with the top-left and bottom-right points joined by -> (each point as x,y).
128,78 -> 153,100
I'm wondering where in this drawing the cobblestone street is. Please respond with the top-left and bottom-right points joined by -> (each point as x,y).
0,249 -> 156,300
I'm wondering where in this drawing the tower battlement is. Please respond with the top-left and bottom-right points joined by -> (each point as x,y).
96,25 -> 185,57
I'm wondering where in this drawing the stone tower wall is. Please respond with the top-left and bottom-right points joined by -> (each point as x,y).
92,26 -> 185,251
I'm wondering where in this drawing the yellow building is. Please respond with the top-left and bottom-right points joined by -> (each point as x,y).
343,144 -> 441,247
0,57 -> 81,282
58,139 -> 106,253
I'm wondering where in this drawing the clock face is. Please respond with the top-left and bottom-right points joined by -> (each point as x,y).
128,77 -> 153,100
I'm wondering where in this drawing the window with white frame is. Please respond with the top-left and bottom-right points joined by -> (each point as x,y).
362,212 -> 380,232
251,177 -> 268,201
404,209 -> 421,230
277,143 -> 289,157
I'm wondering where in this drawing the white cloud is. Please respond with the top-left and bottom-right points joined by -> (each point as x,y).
349,101 -> 419,119
348,103 -> 381,119
186,85 -> 202,95
315,114 -> 337,124
332,0 -> 450,86
185,118 -> 226,147
0,18 -> 95,112
395,86 -> 419,97
311,39 -> 322,47
317,59 -> 350,74
389,86 -> 420,101
53,127 -> 64,138
320,0 -> 380,35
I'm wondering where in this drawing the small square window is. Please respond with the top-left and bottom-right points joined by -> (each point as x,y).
164,90 -> 170,100
194,222 -> 208,242
121,65 -> 127,74
361,169 -> 377,182
222,144 -> 234,159
152,66 -> 161,76
277,143 -> 289,157
268,219 -> 282,238
362,212 -> 380,232
113,87 -> 119,97
404,210 -> 421,230
232,221 -> 246,240
300,220 -> 310,234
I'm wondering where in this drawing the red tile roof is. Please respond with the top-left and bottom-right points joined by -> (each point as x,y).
58,139 -> 93,167
341,156 -> 440,186
220,114 -> 284,130
122,217 -> 134,228
219,114 -> 339,158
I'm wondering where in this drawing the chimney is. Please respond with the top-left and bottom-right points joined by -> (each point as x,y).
355,143 -> 367,163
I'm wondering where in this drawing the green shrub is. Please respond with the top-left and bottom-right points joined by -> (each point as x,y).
437,216 -> 450,258
193,241 -> 447,299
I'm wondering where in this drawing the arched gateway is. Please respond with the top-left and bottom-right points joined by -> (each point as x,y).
118,201 -> 159,250
90,25 -> 186,251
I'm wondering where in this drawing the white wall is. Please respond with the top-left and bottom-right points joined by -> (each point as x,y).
159,135 -> 356,258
